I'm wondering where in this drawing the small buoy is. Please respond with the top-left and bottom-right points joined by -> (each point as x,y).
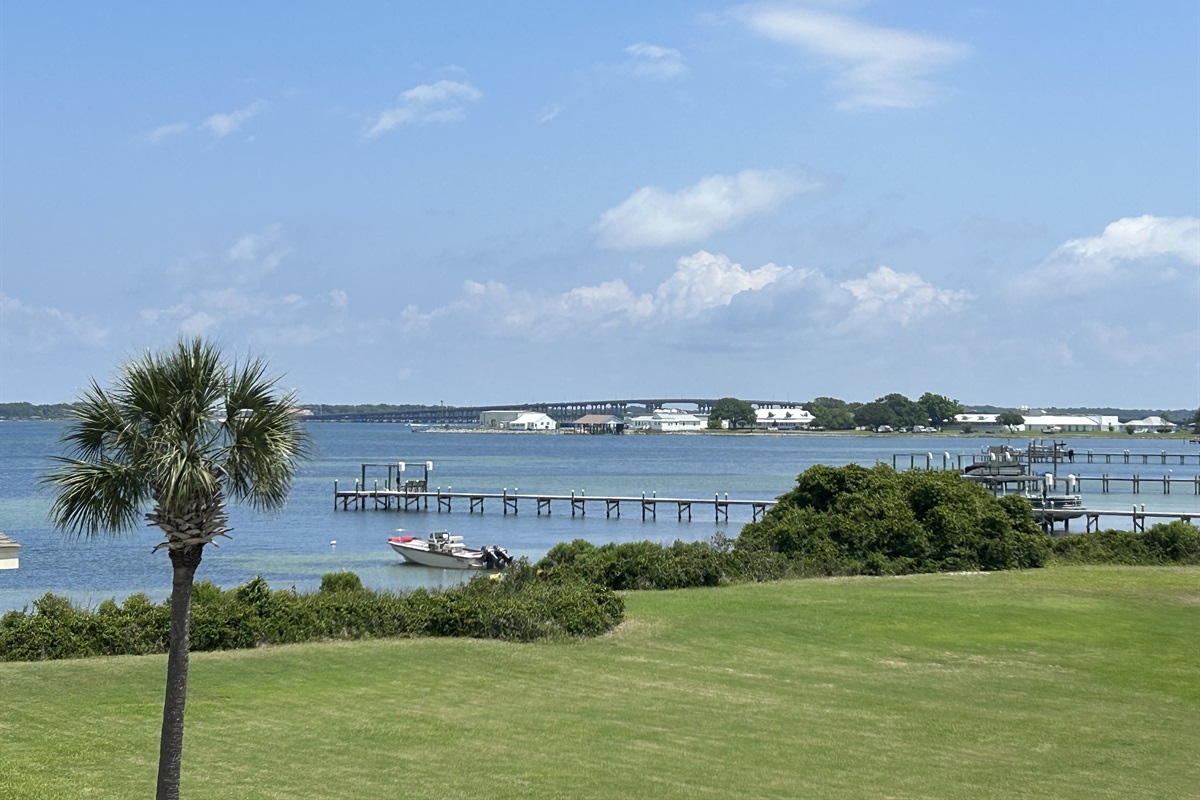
330,540 -> 337,546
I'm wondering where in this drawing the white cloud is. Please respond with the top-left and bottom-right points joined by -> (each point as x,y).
0,293 -> 110,351
730,3 -> 968,109
1054,215 -> 1200,274
136,226 -> 349,346
142,122 -> 189,144
203,100 -> 267,137
594,167 -> 822,250
537,103 -> 562,124
1019,215 -> 1200,291
226,223 -> 290,280
402,250 -> 799,343
623,42 -> 689,80
365,80 -> 482,138
839,266 -> 971,333
654,250 -> 792,317
179,311 -> 218,337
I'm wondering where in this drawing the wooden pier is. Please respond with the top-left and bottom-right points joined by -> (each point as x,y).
334,482 -> 774,523
1081,508 -> 1200,533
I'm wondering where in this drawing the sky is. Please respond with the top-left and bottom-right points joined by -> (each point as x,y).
1,1 -> 1198,410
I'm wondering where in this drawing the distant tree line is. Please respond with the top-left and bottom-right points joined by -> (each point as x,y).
5,399 -> 1197,431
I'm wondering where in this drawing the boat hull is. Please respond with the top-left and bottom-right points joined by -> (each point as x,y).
388,539 -> 488,569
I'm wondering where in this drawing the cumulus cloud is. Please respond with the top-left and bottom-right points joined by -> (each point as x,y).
1019,215 -> 1200,291
623,42 -> 689,80
654,250 -> 792,317
365,80 -> 482,137
730,3 -> 968,109
838,266 -> 971,333
594,167 -> 822,249
1053,215 -> 1199,275
401,250 -> 797,340
203,100 -> 267,137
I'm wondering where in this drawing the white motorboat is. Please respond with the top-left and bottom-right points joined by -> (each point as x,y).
387,530 -> 513,570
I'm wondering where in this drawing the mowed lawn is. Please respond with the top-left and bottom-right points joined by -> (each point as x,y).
2,566 -> 1197,799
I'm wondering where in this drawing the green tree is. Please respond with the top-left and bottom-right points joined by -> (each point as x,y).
879,393 -> 925,430
42,339 -> 311,800
854,401 -> 898,430
1192,408 -> 1200,433
997,411 -> 1025,429
809,406 -> 856,430
708,397 -> 756,429
917,392 -> 963,428
804,397 -> 858,430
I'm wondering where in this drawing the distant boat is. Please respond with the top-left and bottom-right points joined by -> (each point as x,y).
1024,493 -> 1085,523
387,530 -> 513,570
962,445 -> 1025,482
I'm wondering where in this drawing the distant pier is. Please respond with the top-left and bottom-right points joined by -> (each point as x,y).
334,482 -> 773,523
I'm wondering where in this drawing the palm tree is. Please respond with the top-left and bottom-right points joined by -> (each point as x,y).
43,338 -> 311,800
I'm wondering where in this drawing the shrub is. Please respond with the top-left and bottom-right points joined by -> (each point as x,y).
0,568 -> 625,662
734,464 -> 1050,576
1052,521 -> 1200,565
537,538 -> 735,590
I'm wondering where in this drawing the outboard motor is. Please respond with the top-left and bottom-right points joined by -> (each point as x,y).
492,546 -> 514,567
481,547 -> 498,569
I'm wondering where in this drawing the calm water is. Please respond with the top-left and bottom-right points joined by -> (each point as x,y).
1,422 -> 1197,612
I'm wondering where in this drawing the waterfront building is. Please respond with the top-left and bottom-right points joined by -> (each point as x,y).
629,408 -> 706,432
754,407 -> 814,430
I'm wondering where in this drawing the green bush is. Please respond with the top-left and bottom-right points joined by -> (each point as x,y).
734,464 -> 1050,576
538,538 -> 735,590
1052,521 -> 1200,565
0,567 -> 625,662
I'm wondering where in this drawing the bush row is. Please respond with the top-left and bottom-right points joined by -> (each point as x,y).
1050,520 -> 1200,565
0,563 -> 624,662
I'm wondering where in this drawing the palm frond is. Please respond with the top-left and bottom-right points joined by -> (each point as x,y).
43,457 -> 149,536
44,337 -> 311,537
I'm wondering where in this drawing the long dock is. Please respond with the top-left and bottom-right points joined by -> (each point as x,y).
1081,508 -> 1200,533
333,482 -> 774,523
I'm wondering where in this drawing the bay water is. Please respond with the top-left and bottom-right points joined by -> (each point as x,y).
2,422 -> 1196,613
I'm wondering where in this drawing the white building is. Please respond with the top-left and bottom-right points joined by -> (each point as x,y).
479,410 -> 557,431
1024,414 -> 1117,433
629,408 -> 706,432
954,413 -> 1005,431
754,407 -> 814,430
1124,416 -> 1176,432
954,413 -> 1120,433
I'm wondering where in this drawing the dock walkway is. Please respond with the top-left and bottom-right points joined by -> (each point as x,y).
334,483 -> 774,523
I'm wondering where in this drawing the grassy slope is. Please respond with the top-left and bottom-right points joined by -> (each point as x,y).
2,566 -> 1197,800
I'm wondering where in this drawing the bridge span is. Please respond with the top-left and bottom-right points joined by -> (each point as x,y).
304,398 -> 801,424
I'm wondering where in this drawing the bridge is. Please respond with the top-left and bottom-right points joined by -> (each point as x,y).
303,398 -> 801,424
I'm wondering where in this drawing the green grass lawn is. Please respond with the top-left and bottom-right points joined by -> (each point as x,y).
3,565 -> 1197,799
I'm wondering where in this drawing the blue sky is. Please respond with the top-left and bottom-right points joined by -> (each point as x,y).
2,1 -> 1197,409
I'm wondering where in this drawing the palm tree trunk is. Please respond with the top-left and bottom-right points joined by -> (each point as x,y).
156,545 -> 203,800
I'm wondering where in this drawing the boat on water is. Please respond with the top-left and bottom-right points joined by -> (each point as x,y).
962,445 -> 1026,482
1024,493 -> 1086,523
387,530 -> 514,570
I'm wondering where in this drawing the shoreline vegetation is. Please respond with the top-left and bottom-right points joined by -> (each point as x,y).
6,464 -> 1196,664
2,399 -> 1194,426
